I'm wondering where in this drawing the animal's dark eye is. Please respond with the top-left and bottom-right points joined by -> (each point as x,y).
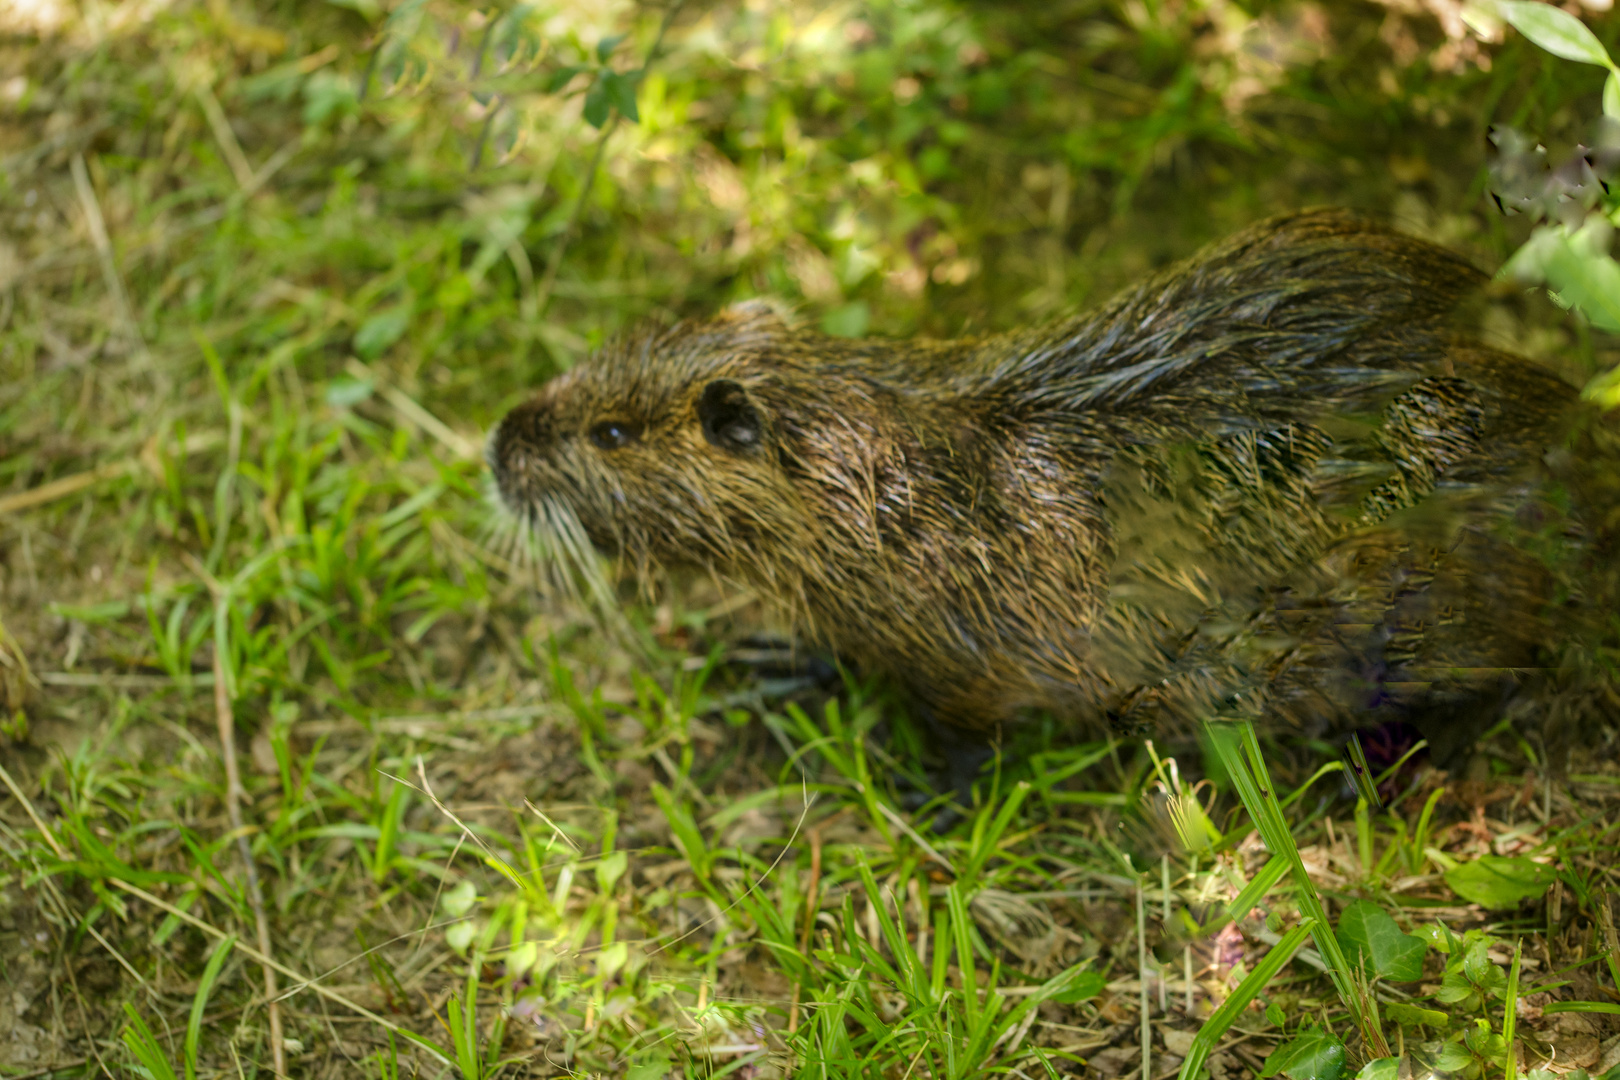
589,421 -> 640,450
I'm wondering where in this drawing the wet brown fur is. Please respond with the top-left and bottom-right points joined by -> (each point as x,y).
491,209 -> 1603,752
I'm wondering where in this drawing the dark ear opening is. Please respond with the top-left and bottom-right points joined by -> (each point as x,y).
698,379 -> 764,452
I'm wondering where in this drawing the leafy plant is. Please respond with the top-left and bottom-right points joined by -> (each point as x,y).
1436,932 -> 1509,1014
1204,721 -> 1390,1056
1478,0 -> 1620,404
1335,901 -> 1426,983
1261,1024 -> 1345,1080
121,934 -> 237,1080
1444,855 -> 1559,909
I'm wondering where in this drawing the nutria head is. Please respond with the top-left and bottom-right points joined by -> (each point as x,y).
488,302 -> 853,589
489,296 -> 1113,726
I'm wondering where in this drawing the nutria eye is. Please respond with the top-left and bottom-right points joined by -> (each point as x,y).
589,421 -> 639,450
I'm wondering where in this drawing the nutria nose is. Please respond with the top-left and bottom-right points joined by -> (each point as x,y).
488,399 -> 556,496
493,399 -> 554,455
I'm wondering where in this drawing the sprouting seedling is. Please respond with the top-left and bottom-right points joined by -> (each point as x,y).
1145,741 -> 1221,855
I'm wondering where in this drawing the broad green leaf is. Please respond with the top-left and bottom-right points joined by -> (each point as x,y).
1437,968 -> 1482,1007
583,75 -> 611,128
506,940 -> 539,976
1460,2 -> 1504,40
353,306 -> 411,360
441,879 -> 478,917
598,941 -> 629,977
1356,1059 -> 1400,1080
596,32 -> 628,62
1261,1028 -> 1346,1080
1414,923 -> 1454,953
1546,250 -> 1620,333
1335,900 -> 1427,982
1463,1020 -> 1506,1060
1432,1041 -> 1477,1072
1463,939 -> 1509,996
445,919 -> 478,954
1446,854 -> 1558,908
596,849 -> 628,892
603,70 -> 641,124
1437,939 -> 1508,1016
1502,222 -> 1620,333
324,376 -> 374,408
1607,70 -> 1620,120
544,64 -> 583,93
1497,1 -> 1617,68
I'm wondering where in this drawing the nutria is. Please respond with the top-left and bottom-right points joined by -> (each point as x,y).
491,209 -> 1605,759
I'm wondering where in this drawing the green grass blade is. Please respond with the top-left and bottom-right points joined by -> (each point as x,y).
122,1002 -> 181,1080
948,883 -> 979,1032
1344,733 -> 1380,809
1410,786 -> 1447,873
185,933 -> 238,1080
931,905 -> 951,999
1177,920 -> 1315,1080
961,781 -> 1031,887
1207,722 -> 1363,1028
1541,1000 -> 1620,1014
373,775 -> 409,883
1504,938 -> 1522,1080
1200,855 -> 1289,936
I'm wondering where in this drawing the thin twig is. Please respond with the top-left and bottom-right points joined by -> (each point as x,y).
196,83 -> 255,188
787,824 -> 824,1033
0,760 -> 67,859
0,460 -> 131,516
1138,871 -> 1150,1080
532,116 -> 618,319
874,799 -> 955,875
534,0 -> 687,318
69,152 -> 148,366
211,646 -> 287,1077
58,933 -> 116,1080
243,137 -> 302,198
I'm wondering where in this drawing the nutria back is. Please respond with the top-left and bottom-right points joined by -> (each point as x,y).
491,209 -> 1606,755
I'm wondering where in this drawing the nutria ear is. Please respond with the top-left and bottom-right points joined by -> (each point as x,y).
719,298 -> 789,326
698,380 -> 763,452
